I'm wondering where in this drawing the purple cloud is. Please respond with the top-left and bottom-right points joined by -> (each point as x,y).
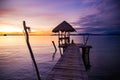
72,0 -> 120,34
0,0 -> 120,33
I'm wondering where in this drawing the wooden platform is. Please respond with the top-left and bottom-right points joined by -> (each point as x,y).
46,44 -> 88,80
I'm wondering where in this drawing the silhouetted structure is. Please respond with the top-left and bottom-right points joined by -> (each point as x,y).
52,21 -> 76,53
52,21 -> 92,70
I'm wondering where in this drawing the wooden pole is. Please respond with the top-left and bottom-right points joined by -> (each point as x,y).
58,31 -> 62,56
52,41 -> 57,60
83,35 -> 89,46
23,21 -> 42,80
85,35 -> 89,46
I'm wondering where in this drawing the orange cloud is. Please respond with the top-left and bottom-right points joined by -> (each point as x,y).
0,9 -> 17,16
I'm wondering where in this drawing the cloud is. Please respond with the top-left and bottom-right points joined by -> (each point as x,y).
1,0 -> 120,33
72,0 -> 120,34
75,27 -> 120,34
0,0 -> 18,16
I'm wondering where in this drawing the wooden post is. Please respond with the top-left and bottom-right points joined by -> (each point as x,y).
23,21 -> 42,80
52,41 -> 57,60
58,31 -> 63,56
68,32 -> 70,44
83,35 -> 89,46
81,46 -> 92,70
64,32 -> 67,45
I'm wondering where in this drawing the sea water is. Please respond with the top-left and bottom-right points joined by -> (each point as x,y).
0,36 -> 120,80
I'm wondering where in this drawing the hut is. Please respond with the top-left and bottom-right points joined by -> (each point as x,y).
52,21 -> 76,52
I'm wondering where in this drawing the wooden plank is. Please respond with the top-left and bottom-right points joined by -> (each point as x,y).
46,44 -> 88,80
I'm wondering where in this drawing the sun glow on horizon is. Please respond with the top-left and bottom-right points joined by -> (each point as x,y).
0,25 -> 22,32
0,24 -> 52,35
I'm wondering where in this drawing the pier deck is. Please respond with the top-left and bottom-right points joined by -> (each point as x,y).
46,44 -> 88,80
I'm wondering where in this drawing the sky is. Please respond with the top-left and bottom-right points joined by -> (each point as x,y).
0,0 -> 120,34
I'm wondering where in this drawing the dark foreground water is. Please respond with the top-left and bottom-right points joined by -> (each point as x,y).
0,36 -> 120,80
87,36 -> 120,80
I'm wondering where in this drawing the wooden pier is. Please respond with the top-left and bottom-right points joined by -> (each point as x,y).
46,44 -> 88,80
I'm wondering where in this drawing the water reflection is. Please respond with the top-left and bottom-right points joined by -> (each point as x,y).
0,36 -> 120,80
0,36 -> 59,80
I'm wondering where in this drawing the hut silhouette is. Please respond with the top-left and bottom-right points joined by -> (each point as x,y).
52,21 -> 76,53
52,21 -> 76,32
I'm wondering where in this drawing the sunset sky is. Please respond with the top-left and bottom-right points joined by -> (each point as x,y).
0,0 -> 120,34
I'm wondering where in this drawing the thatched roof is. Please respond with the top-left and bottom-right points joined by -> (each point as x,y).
52,21 -> 76,32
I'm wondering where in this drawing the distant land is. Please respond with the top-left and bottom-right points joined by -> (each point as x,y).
0,32 -> 120,36
51,33 -> 120,36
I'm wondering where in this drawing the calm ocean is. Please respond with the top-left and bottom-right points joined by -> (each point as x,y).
0,36 -> 120,80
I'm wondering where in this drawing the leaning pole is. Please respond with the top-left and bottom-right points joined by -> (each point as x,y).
23,21 -> 42,80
